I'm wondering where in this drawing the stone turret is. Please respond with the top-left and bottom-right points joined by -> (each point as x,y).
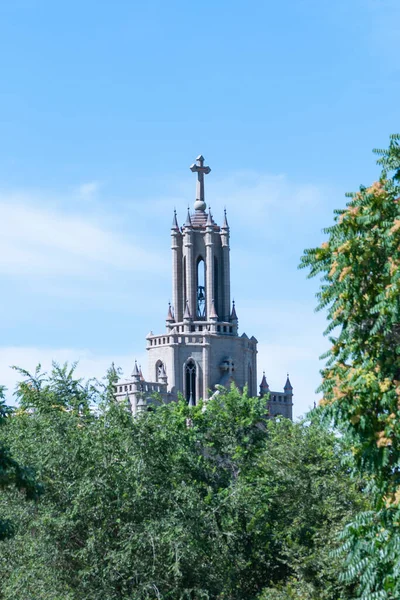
261,372 -> 293,419
259,372 -> 269,397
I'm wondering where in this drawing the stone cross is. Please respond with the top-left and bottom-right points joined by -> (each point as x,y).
190,155 -> 211,204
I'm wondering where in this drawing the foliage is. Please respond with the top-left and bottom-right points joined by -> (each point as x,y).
0,364 -> 362,599
300,134 -> 400,598
0,385 -> 40,541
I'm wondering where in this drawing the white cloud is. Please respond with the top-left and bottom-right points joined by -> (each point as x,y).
77,180 -> 101,199
207,171 -> 323,226
0,193 -> 167,278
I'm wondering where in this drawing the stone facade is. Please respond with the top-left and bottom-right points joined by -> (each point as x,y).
114,155 -> 293,419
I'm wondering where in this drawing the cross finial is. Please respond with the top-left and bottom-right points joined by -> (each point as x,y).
190,154 -> 211,211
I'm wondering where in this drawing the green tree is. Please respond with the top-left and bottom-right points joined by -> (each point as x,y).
300,134 -> 400,599
0,364 -> 362,599
0,385 -> 40,541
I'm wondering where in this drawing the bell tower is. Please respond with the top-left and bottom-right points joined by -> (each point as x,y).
115,155 -> 259,413
146,154 -> 257,407
172,155 -> 232,325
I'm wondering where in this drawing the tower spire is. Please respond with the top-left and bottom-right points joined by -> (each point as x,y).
166,302 -> 174,323
284,374 -> 293,391
222,207 -> 229,229
230,300 -> 238,321
259,371 -> 269,397
183,300 -> 192,320
209,298 -> 218,320
171,209 -> 179,230
131,360 -> 140,378
185,206 -> 192,228
190,155 -> 211,211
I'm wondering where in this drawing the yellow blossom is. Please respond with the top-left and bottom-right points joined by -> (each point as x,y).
385,488 -> 400,507
333,307 -> 344,320
332,386 -> 346,400
319,397 -> 333,407
379,379 -> 392,393
376,430 -> 392,447
338,241 -> 351,253
329,261 -> 339,278
339,266 -> 352,282
390,219 -> 400,235
348,205 -> 360,216
367,181 -> 385,196
388,257 -> 397,276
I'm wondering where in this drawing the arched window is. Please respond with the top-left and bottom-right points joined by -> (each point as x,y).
155,360 -> 165,382
185,359 -> 196,405
196,258 -> 206,318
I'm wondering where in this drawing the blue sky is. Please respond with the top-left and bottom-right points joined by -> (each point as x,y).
1,0 -> 399,417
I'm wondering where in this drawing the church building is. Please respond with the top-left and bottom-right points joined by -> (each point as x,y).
115,155 -> 293,419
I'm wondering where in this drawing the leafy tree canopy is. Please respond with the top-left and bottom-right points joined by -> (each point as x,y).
0,385 -> 41,541
300,134 -> 400,599
0,363 -> 362,600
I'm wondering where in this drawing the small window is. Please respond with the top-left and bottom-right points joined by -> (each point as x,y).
156,361 -> 165,382
185,359 -> 196,405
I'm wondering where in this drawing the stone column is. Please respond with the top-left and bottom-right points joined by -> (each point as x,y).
205,224 -> 214,320
171,229 -> 183,322
221,227 -> 230,322
184,228 -> 195,320
202,340 -> 209,400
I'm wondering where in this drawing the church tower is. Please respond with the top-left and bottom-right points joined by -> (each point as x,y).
116,155 -> 257,412
114,155 -> 292,418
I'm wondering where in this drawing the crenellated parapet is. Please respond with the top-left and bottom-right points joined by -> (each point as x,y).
259,373 -> 293,420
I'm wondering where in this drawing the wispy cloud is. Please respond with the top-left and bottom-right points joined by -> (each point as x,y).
208,171 -> 323,224
0,193 -> 167,278
0,346 -> 147,403
77,180 -> 102,200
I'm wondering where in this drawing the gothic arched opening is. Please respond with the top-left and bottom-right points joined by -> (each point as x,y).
196,257 -> 206,318
185,359 -> 196,405
155,360 -> 165,382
